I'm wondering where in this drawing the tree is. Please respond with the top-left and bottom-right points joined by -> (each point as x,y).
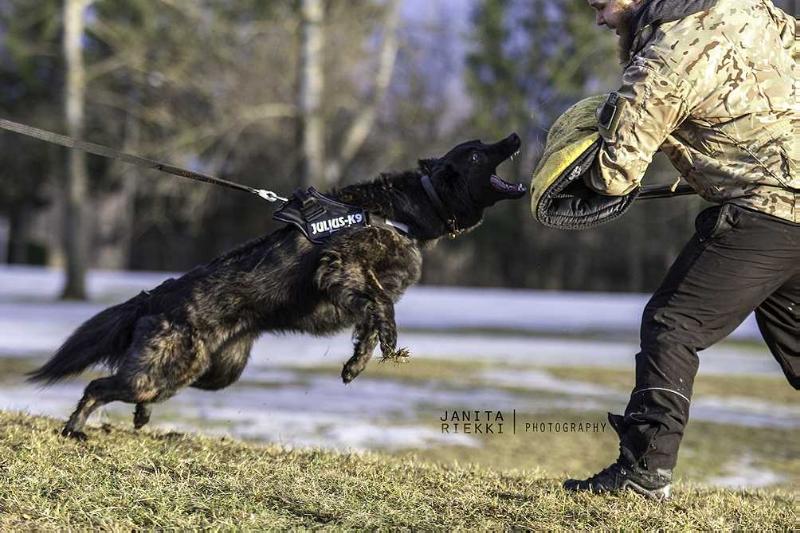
84,0 -> 298,269
62,0 -> 92,299
323,0 -> 400,184
0,0 -> 62,266
296,0 -> 401,188
2,0 -> 525,284
459,0 -> 704,291
297,0 -> 325,188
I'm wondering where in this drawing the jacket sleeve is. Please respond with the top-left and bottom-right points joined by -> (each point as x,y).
585,55 -> 692,196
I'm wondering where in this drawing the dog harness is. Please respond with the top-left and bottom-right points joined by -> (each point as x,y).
273,187 -> 411,244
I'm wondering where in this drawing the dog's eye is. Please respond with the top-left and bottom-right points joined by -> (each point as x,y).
470,152 -> 480,163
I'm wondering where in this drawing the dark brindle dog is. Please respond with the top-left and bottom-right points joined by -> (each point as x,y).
30,134 -> 525,440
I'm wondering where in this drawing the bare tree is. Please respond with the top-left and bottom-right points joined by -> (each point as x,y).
8,1 -> 401,273
298,0 -> 325,188
324,0 -> 401,184
297,0 -> 401,188
93,104 -> 139,270
62,0 -> 92,300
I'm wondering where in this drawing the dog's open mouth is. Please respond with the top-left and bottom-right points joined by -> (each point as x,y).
490,174 -> 526,198
490,146 -> 526,199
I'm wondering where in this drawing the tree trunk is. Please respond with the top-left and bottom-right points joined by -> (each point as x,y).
7,205 -> 31,265
297,0 -> 325,188
324,0 -> 400,184
95,107 -> 139,270
62,0 -> 91,300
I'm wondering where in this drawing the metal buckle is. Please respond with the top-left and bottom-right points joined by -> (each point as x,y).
598,93 -> 619,131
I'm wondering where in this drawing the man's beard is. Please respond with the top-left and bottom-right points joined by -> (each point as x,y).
616,6 -> 640,64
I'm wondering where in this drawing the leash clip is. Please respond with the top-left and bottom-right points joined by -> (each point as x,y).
256,189 -> 288,203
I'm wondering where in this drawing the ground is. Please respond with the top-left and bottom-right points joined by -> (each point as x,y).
1,267 -> 797,528
0,412 -> 794,530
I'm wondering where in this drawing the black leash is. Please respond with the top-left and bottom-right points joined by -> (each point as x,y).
0,116 -> 287,204
0,116 -> 418,244
1,116 -> 696,246
1,116 -> 699,206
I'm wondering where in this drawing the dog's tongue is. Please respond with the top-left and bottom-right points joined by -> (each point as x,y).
490,175 -> 526,198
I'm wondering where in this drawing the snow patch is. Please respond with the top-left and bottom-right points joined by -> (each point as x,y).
708,456 -> 787,489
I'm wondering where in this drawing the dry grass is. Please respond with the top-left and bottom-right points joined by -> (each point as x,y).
0,411 -> 795,530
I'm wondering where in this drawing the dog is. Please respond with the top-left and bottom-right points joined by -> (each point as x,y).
29,133 -> 525,440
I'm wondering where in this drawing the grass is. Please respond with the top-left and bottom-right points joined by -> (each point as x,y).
3,352 -> 796,527
543,366 -> 798,406
287,359 -> 800,489
0,356 -> 107,385
399,327 -> 774,354
0,412 -> 795,530
288,357 -> 798,406
288,357 -> 493,385
0,357 -> 40,382
395,408 -> 800,491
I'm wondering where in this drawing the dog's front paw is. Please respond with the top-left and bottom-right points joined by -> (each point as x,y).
61,427 -> 88,441
133,404 -> 151,429
380,347 -> 411,363
341,364 -> 361,384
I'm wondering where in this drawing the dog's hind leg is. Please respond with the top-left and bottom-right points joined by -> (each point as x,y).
342,322 -> 379,384
62,375 -> 138,440
133,403 -> 151,429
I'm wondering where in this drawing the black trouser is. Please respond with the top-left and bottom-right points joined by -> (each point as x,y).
613,203 -> 800,471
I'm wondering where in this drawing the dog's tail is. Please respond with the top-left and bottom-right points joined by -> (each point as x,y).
27,298 -> 144,385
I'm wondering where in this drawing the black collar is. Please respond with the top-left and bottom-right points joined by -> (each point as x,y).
420,174 -> 462,238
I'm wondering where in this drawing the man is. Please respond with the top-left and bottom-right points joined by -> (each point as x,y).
563,0 -> 798,499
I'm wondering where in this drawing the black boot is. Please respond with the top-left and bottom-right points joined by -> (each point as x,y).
563,413 -> 673,500
562,448 -> 672,499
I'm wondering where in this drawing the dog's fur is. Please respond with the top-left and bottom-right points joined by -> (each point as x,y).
29,134 -> 524,440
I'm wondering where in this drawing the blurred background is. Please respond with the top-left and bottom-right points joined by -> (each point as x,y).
0,0 -> 797,491
1,0 -> 792,293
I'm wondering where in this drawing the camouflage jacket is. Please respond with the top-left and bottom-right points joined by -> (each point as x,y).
587,0 -> 799,223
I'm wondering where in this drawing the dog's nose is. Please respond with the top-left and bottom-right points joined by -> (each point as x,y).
502,132 -> 521,149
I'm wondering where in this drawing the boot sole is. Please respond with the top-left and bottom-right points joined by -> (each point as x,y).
622,480 -> 672,500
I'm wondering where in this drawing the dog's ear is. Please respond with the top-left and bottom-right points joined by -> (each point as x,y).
419,158 -> 457,180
